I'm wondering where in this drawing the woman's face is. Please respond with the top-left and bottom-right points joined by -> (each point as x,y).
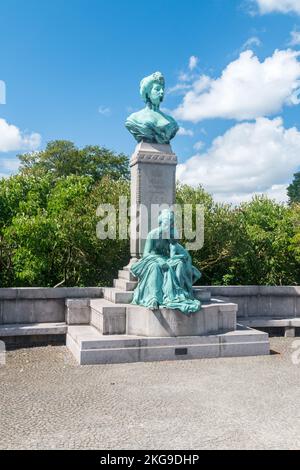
160,216 -> 175,238
149,82 -> 164,107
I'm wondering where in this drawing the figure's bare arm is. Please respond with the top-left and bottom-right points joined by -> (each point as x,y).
170,243 -> 177,258
143,235 -> 153,256
170,242 -> 188,261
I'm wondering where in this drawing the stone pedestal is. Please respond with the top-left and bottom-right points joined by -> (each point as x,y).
126,302 -> 237,337
129,142 -> 177,261
65,290 -> 271,365
67,325 -> 270,365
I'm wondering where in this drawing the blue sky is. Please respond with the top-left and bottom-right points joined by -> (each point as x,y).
1,0 -> 300,203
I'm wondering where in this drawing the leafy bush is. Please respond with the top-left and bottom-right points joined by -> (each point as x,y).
0,141 -> 299,287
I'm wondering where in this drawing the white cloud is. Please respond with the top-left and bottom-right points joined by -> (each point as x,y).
255,0 -> 300,15
177,117 -> 300,204
98,105 -> 111,116
167,83 -> 191,95
173,49 -> 300,122
193,141 -> 205,151
189,56 -> 198,71
289,29 -> 300,46
178,72 -> 190,82
178,126 -> 194,137
0,118 -> 41,153
241,36 -> 262,50
0,158 -> 20,172
167,59 -> 200,94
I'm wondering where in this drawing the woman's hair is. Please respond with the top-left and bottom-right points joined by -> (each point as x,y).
140,71 -> 165,104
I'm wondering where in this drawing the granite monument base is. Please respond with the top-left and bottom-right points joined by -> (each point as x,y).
65,280 -> 270,365
126,302 -> 237,337
67,324 -> 270,365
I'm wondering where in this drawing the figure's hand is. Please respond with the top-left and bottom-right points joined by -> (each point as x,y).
172,254 -> 187,261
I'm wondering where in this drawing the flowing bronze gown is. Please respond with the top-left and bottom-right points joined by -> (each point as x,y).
130,229 -> 201,315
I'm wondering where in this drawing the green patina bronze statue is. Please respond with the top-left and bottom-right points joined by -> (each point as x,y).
125,72 -> 179,144
130,210 -> 201,314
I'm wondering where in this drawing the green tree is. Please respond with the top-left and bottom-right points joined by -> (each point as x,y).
289,203 -> 300,268
0,141 -> 130,287
177,187 -> 300,286
19,140 -> 129,181
1,175 -> 130,287
176,184 -> 238,285
0,173 -> 53,229
287,172 -> 300,204
1,143 -> 300,287
228,196 -> 299,285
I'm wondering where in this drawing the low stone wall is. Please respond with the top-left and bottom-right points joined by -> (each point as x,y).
0,286 -> 300,325
209,286 -> 300,319
0,288 -> 103,324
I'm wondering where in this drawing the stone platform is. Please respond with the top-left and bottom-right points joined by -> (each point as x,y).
67,324 -> 270,365
65,267 -> 270,365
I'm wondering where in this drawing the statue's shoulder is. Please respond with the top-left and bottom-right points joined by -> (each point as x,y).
159,110 -> 179,128
147,227 -> 160,239
126,108 -> 150,125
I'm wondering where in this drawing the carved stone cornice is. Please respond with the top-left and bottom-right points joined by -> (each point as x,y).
130,142 -> 178,167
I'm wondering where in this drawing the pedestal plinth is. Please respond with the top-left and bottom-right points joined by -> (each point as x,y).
126,301 -> 238,337
129,142 -> 177,261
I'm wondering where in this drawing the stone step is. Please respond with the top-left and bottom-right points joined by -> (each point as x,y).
113,278 -> 138,291
90,298 -> 126,315
90,299 -> 126,335
66,325 -> 270,365
103,287 -> 133,304
0,322 -> 67,337
69,325 -> 268,351
118,270 -> 137,282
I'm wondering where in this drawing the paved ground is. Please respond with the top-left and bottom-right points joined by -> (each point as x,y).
0,337 -> 299,450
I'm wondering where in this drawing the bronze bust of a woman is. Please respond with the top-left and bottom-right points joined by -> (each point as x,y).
125,72 -> 179,145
